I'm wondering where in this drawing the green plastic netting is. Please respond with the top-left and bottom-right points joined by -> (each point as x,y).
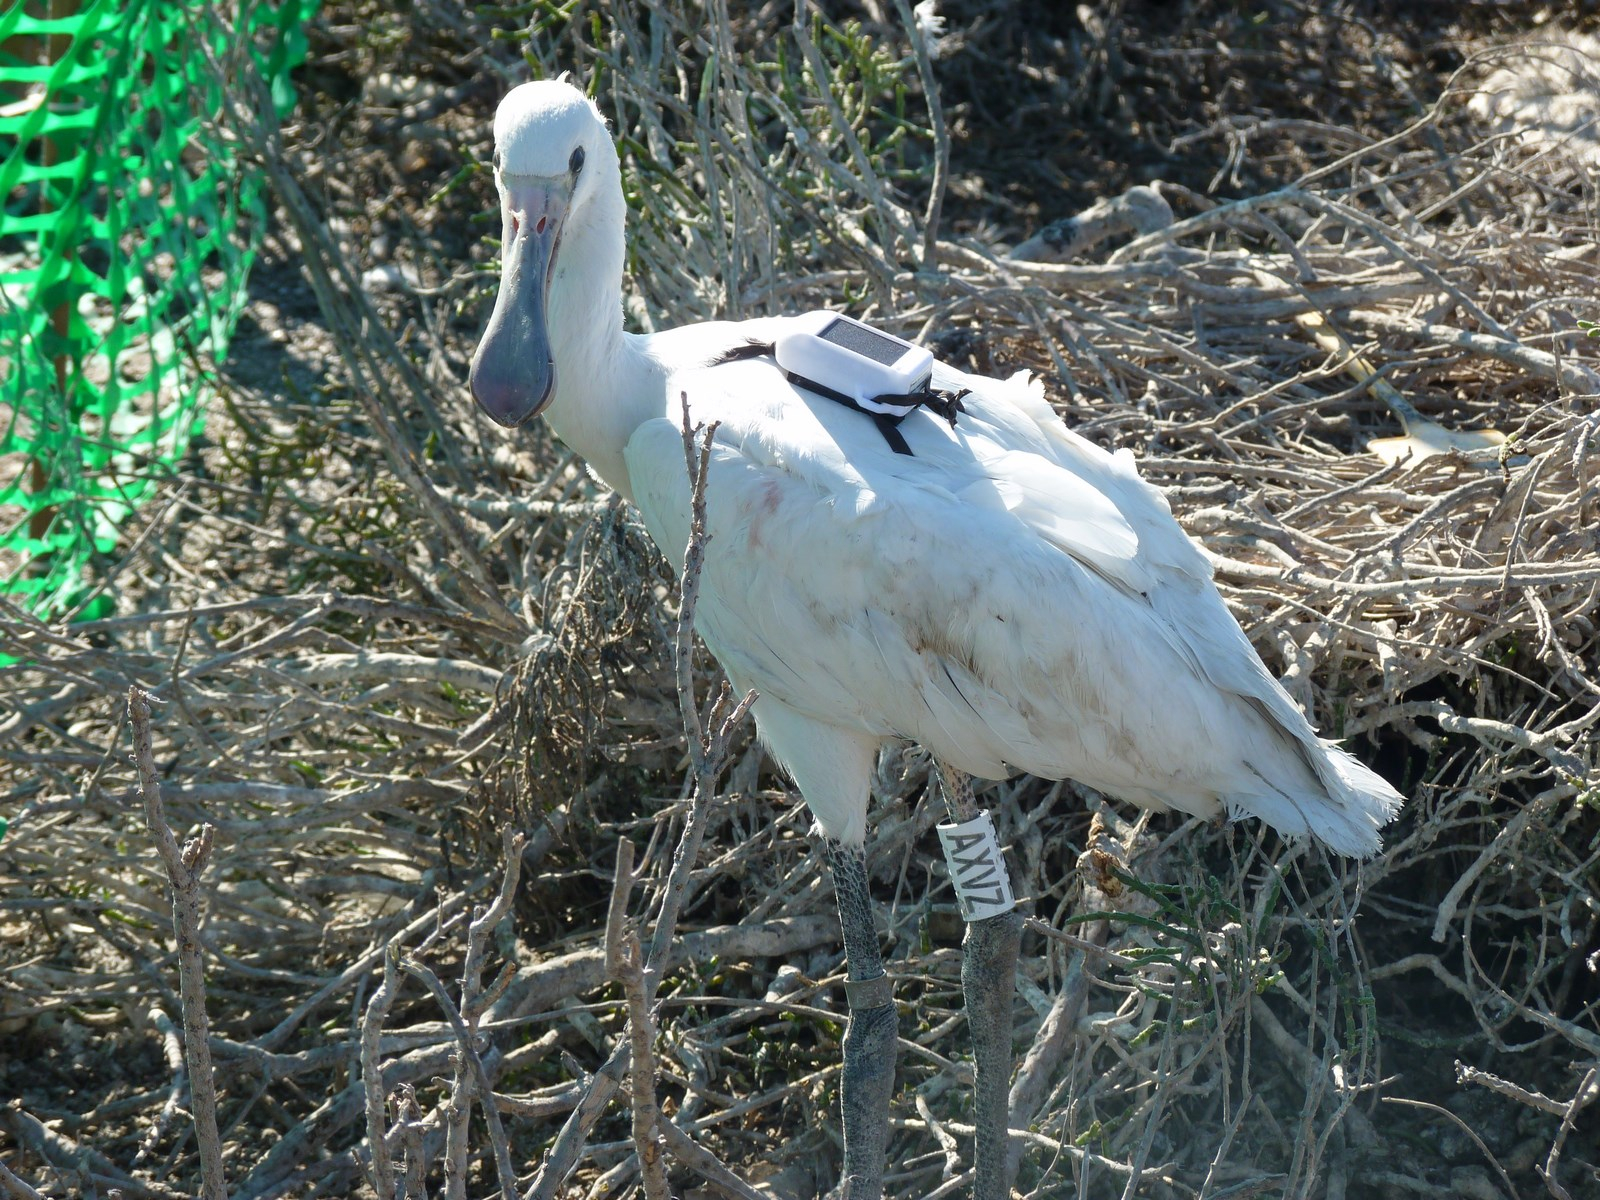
0,0 -> 314,624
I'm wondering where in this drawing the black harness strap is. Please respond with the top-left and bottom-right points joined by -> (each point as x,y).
707,339 -> 777,365
780,371 -> 916,456
707,339 -> 968,458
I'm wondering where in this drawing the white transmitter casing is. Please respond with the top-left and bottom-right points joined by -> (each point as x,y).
774,311 -> 935,414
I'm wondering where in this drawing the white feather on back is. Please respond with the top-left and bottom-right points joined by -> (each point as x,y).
624,339 -> 1400,856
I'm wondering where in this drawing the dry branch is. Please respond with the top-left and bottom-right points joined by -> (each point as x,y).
135,1006 -> 189,1168
0,1161 -> 44,1200
129,686 -> 228,1200
361,948 -> 402,1200
395,1085 -> 430,1200
614,920 -> 670,1200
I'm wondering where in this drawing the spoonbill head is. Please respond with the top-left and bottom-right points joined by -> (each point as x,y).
470,80 -> 623,429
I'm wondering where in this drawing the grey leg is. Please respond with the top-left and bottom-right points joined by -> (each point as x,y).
939,764 -> 1024,1200
825,837 -> 896,1200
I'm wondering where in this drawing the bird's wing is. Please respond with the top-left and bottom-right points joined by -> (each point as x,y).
626,350 -> 1398,854
943,364 -> 1401,848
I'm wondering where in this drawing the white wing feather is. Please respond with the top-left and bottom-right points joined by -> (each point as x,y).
625,342 -> 1400,855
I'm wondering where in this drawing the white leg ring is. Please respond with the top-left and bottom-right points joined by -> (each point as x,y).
936,811 -> 1016,922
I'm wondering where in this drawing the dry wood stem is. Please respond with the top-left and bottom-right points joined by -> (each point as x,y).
129,686 -> 228,1200
0,1161 -> 45,1200
361,947 -> 402,1200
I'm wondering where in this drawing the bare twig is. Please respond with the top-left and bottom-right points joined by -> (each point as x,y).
400,959 -> 518,1200
395,1085 -> 430,1200
361,947 -> 402,1200
129,686 -> 228,1200
600,839 -> 670,1197
656,1121 -> 770,1200
647,399 -> 757,989
134,1007 -> 188,1167
521,1046 -> 630,1200
410,830 -> 523,1200
671,391 -> 718,756
1538,1066 -> 1599,1200
1455,1061 -> 1575,1117
892,0 -> 949,270
0,1161 -> 45,1200
614,921 -> 670,1200
604,839 -> 638,979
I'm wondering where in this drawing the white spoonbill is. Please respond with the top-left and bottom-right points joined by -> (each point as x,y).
469,79 -> 1403,1200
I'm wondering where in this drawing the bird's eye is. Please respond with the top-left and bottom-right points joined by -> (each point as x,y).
492,149 -> 501,171
569,146 -> 585,177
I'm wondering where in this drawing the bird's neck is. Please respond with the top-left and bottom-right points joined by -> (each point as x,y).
540,192 -> 653,502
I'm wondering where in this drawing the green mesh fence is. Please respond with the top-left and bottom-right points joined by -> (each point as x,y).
0,0 -> 314,624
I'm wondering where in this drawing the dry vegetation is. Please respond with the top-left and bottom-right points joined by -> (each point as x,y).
3,3 -> 1599,1199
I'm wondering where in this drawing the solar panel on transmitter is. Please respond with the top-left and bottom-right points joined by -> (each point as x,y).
821,317 -> 909,366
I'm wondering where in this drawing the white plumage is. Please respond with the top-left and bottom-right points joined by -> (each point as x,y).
469,78 -> 1402,1199
470,80 -> 1400,858
627,348 -> 1399,852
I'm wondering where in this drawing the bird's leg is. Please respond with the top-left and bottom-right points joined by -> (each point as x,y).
824,837 -> 896,1200
937,762 -> 1023,1200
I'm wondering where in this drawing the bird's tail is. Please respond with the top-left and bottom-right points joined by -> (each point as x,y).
1291,740 -> 1404,858
1225,709 -> 1404,859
